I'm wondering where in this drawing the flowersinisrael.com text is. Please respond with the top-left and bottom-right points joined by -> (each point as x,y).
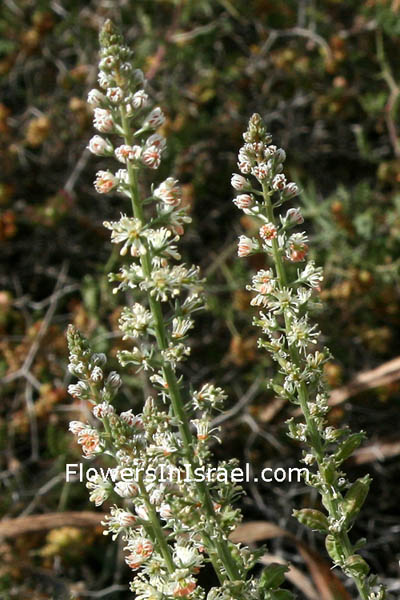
66,463 -> 309,485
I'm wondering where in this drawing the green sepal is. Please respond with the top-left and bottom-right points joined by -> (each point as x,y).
334,432 -> 366,464
320,459 -> 337,485
342,475 -> 371,523
293,508 -> 329,533
325,534 -> 343,564
353,537 -> 367,552
344,554 -> 370,578
268,591 -> 295,600
259,563 -> 289,590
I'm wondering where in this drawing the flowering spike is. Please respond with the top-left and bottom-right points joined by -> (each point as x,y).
234,113 -> 386,600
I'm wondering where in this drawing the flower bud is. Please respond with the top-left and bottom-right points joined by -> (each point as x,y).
237,235 -> 254,257
106,87 -> 124,104
114,481 -> 139,498
233,194 -> 253,210
142,145 -> 162,169
106,371 -> 122,389
93,108 -> 114,133
90,366 -> 104,383
93,402 -> 115,418
231,174 -> 249,190
286,208 -> 303,224
283,182 -> 299,199
94,170 -> 117,194
132,89 -> 148,109
144,107 -> 165,128
87,89 -> 106,106
272,174 -> 287,191
87,135 -> 112,156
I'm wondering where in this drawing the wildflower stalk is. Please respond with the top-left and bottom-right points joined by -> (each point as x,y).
119,97 -> 241,587
67,22 -> 293,600
234,114 -> 386,600
261,184 -> 369,600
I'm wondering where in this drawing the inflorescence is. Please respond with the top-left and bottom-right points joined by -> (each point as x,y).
233,113 -> 386,600
67,22 -> 292,600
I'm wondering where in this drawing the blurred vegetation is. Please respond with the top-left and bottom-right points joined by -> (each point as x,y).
0,0 -> 399,598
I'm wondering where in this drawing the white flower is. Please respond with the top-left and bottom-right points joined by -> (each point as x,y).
259,222 -> 277,242
68,381 -> 89,399
145,133 -> 166,149
174,545 -> 202,568
94,170 -> 117,194
298,261 -> 323,288
159,503 -> 172,519
114,509 -> 136,527
87,477 -> 111,506
119,303 -> 152,338
287,316 -> 319,352
93,108 -> 113,133
135,505 -> 149,520
116,168 -> 129,185
171,317 -> 194,339
264,144 -> 277,158
120,410 -> 144,429
68,420 -> 86,435
126,537 -> 153,558
192,383 -> 227,411
97,71 -> 110,89
77,428 -> 102,458
103,215 -> 145,256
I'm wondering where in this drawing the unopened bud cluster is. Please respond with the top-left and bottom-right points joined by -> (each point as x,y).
234,114 -> 386,600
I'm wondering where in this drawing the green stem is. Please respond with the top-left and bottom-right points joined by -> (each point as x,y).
260,183 -> 371,600
138,476 -> 176,574
119,107 -> 241,585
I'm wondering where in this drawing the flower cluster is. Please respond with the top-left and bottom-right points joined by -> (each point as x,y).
68,23 -> 289,600
234,114 -> 386,600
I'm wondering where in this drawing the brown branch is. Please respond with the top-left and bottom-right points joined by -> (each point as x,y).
0,511 -> 106,539
328,356 -> 400,407
290,356 -> 400,419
